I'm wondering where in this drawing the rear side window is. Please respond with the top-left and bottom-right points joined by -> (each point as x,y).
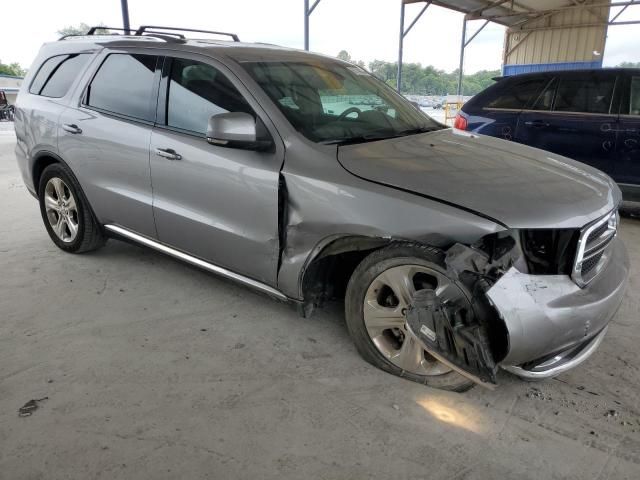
29,54 -> 90,98
486,77 -> 547,109
86,54 -> 159,121
553,74 -> 616,114
165,58 -> 253,134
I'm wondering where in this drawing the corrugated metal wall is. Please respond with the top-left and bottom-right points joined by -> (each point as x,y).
502,1 -> 610,75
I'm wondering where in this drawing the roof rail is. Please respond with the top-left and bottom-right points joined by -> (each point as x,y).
58,25 -> 240,43
58,26 -> 129,40
58,26 -> 186,43
135,25 -> 240,42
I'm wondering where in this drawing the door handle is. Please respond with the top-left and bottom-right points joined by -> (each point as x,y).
62,123 -> 82,134
524,120 -> 549,129
155,148 -> 182,161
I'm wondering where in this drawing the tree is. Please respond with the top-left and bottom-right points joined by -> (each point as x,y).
618,61 -> 640,68
337,50 -> 352,62
0,61 -> 26,77
336,50 -> 366,69
57,23 -> 109,37
367,59 -> 499,96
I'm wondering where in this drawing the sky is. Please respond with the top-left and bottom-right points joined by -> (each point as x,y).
1,0 -> 639,73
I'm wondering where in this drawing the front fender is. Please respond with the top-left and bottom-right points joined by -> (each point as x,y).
276,170 -> 504,300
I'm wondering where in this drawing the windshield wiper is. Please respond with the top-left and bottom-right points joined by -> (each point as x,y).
395,126 -> 442,136
320,126 -> 443,146
320,134 -> 397,146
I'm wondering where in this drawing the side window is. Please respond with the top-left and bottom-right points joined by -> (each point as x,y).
486,78 -> 547,109
553,74 -> 616,114
630,76 -> 640,116
29,54 -> 90,98
531,78 -> 557,111
86,54 -> 159,121
166,58 -> 253,134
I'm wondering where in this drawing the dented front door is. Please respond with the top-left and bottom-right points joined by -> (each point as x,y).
149,55 -> 284,285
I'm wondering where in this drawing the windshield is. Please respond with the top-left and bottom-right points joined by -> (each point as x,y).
241,60 -> 444,144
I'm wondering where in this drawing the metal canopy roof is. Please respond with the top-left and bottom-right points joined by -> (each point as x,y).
404,0 -> 637,28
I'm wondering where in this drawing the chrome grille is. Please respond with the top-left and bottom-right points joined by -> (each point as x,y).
581,251 -> 603,276
572,210 -> 618,287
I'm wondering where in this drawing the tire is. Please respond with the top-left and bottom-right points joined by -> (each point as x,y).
38,163 -> 106,253
345,242 -> 475,392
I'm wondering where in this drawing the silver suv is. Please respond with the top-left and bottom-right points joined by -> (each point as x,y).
14,27 -> 629,391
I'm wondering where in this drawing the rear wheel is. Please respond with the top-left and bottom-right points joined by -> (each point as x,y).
38,163 -> 105,253
345,243 -> 475,392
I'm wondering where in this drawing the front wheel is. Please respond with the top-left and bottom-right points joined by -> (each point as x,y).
38,163 -> 105,253
345,243 -> 475,392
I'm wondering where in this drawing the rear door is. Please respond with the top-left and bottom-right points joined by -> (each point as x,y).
616,71 -> 640,201
468,75 -> 549,141
515,71 -> 619,175
58,50 -> 161,238
149,54 -> 284,285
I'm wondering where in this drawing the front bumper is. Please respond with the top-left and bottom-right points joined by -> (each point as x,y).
487,236 -> 628,377
502,326 -> 608,379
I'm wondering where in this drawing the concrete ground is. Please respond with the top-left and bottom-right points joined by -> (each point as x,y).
1,123 -> 639,480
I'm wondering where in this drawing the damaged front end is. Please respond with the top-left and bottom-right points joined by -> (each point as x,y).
404,219 -> 628,388
405,232 -> 521,389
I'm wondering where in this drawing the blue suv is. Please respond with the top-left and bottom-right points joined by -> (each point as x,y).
457,69 -> 640,205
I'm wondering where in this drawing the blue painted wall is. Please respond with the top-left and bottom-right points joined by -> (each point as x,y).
502,60 -> 603,76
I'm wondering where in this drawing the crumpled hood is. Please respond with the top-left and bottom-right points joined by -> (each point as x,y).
337,129 -> 621,229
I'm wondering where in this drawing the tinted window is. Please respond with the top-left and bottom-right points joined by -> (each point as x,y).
87,54 -> 158,121
630,76 -> 640,116
531,78 -> 557,111
166,58 -> 253,134
29,54 -> 90,98
486,77 -> 547,109
554,74 -> 615,114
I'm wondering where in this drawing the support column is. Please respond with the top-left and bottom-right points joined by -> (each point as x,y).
121,0 -> 131,34
457,17 -> 466,97
304,0 -> 310,50
304,0 -> 322,51
397,2 -> 406,93
397,1 -> 431,93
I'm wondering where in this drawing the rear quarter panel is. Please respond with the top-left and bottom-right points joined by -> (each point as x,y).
14,43 -> 101,195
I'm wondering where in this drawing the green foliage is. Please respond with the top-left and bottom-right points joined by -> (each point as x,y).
0,61 -> 26,77
337,50 -> 352,62
336,51 -> 498,96
57,23 -> 109,37
618,61 -> 640,68
336,51 -> 367,69
369,59 -> 499,96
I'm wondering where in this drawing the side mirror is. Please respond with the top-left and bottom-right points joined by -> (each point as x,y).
206,112 -> 273,151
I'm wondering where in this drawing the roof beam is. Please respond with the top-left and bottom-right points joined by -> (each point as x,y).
469,1 -> 635,22
514,19 -> 640,32
611,0 -> 639,22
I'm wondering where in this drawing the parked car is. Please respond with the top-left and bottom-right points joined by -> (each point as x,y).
0,91 -> 15,121
456,68 -> 640,206
14,27 -> 628,391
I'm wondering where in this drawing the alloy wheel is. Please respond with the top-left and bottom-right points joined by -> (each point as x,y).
44,177 -> 79,243
363,264 -> 467,376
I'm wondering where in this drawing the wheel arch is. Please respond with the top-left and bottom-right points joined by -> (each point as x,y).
31,150 -> 70,198
297,235 -> 452,313
298,235 -> 390,309
31,151 -> 104,235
